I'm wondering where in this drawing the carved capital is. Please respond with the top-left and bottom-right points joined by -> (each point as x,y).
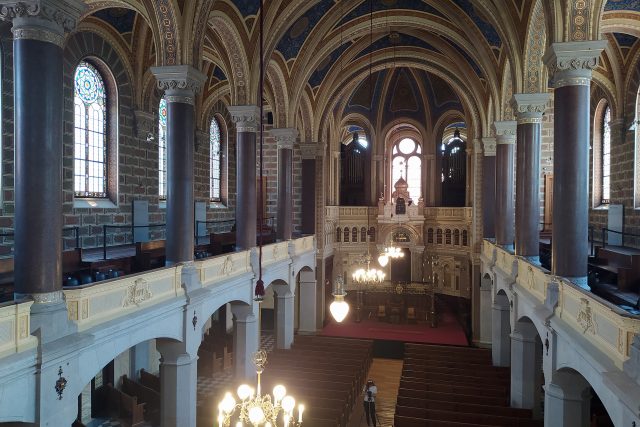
270,127 -> 298,149
133,110 -> 155,141
481,137 -> 496,156
511,93 -> 550,124
151,65 -> 207,103
543,41 -> 607,88
492,121 -> 517,145
300,142 -> 325,159
1,0 -> 86,46
228,105 -> 260,133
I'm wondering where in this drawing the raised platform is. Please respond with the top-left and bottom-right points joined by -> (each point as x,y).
320,309 -> 468,347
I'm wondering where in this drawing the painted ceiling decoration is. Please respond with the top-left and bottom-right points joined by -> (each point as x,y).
231,0 -> 261,17
309,41 -> 353,88
604,0 -> 640,11
92,7 -> 136,35
276,1 -> 335,61
336,0 -> 445,27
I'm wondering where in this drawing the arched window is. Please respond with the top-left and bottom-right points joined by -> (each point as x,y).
352,227 -> 358,243
441,128 -> 467,207
391,138 -> 422,201
344,228 -> 349,243
336,227 -> 342,243
369,227 -> 375,242
74,61 -> 107,197
601,106 -> 611,204
427,228 -> 434,244
158,98 -> 167,199
361,227 -> 367,242
210,117 -> 222,201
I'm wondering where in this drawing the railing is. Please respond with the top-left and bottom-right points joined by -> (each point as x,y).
600,227 -> 640,250
102,224 -> 166,260
484,240 -> 640,369
0,226 -> 81,251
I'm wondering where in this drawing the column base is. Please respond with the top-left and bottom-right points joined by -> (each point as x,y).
19,292 -> 75,343
500,243 -> 515,252
566,276 -> 590,291
523,255 -> 540,265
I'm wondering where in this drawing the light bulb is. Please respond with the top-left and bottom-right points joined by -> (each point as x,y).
221,392 -> 236,414
273,384 -> 286,402
248,406 -> 265,424
282,395 -> 296,414
235,422 -> 243,427
298,404 -> 305,423
330,296 -> 349,322
237,384 -> 252,401
378,254 -> 389,267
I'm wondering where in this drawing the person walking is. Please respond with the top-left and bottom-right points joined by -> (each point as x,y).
363,379 -> 377,427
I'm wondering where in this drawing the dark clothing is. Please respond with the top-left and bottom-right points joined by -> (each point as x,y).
363,401 -> 377,427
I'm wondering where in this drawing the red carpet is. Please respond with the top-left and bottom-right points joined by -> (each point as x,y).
320,310 -> 468,346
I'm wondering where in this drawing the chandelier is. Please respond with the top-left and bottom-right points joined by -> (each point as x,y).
352,254 -> 385,285
217,351 -> 304,427
378,244 -> 405,267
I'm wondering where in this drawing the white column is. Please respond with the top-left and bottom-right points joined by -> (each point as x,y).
231,303 -> 259,381
544,378 -> 591,427
298,271 -> 317,334
478,276 -> 492,346
510,324 -> 538,408
492,298 -> 511,366
273,284 -> 295,349
156,341 -> 198,427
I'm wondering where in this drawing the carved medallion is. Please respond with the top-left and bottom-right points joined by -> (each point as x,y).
122,278 -> 153,308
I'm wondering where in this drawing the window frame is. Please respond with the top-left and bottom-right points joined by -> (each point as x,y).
592,100 -> 611,209
390,137 -> 422,201
158,97 -> 167,201
210,116 -> 222,202
72,58 -> 118,207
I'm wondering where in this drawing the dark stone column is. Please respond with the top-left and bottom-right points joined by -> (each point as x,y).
151,66 -> 206,265
300,143 -> 319,235
493,121 -> 517,249
544,41 -> 606,287
481,138 -> 497,238
512,93 -> 550,260
229,106 -> 259,250
272,128 -> 297,241
2,0 -> 84,303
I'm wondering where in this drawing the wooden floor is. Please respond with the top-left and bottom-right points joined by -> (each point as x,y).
347,358 -> 403,427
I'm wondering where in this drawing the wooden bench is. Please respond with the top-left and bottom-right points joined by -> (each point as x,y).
121,375 -> 160,425
395,414 -> 493,427
93,383 -> 145,426
398,388 -> 508,407
210,232 -> 235,255
139,369 -> 160,393
396,395 -> 532,418
135,240 -> 166,271
396,405 -> 542,426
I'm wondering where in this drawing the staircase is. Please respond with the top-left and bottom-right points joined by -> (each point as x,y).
394,343 -> 543,427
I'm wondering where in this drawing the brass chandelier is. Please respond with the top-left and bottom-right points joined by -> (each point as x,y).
217,351 -> 304,427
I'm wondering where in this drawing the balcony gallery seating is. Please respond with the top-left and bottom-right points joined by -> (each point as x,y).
394,343 -> 542,427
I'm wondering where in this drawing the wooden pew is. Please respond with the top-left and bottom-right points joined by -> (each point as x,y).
396,395 -> 533,419
210,232 -> 235,255
396,405 -> 542,426
134,240 -> 166,271
139,369 -> 160,393
121,375 -> 160,425
93,383 -> 145,426
395,414 -> 492,427
397,388 -> 508,408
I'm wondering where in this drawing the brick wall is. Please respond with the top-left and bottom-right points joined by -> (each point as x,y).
0,31 -> 243,254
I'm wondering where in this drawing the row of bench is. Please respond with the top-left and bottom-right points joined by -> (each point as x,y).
261,335 -> 373,427
395,343 -> 543,427
90,369 -> 161,426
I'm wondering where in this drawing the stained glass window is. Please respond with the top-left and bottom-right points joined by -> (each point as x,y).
602,106 -> 611,204
158,98 -> 167,199
210,117 -> 222,201
74,61 -> 107,197
391,138 -> 422,200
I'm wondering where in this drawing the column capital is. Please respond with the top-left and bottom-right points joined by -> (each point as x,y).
270,127 -> 298,149
228,105 -> 260,133
543,40 -> 607,88
0,0 -> 86,46
332,150 -> 341,159
300,142 -> 326,159
511,93 -> 550,124
492,121 -> 517,145
151,65 -> 206,105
